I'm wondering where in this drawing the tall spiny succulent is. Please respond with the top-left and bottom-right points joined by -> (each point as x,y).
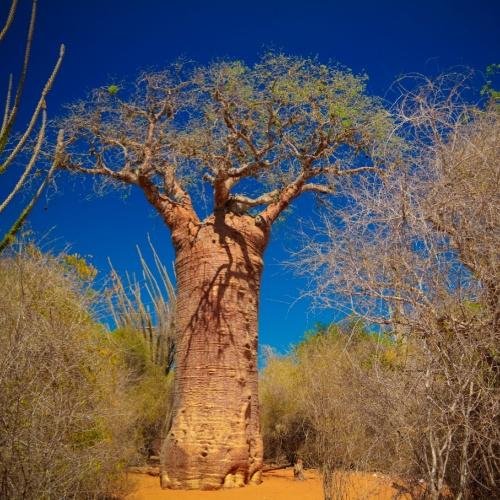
0,0 -> 65,252
108,237 -> 176,375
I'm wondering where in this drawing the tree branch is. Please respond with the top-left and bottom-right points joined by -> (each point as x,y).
260,160 -> 382,224
138,174 -> 199,229
229,189 -> 280,209
226,159 -> 274,178
163,164 -> 196,212
301,183 -> 334,195
260,174 -> 307,224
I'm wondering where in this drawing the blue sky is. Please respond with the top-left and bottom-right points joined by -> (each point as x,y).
1,0 -> 499,353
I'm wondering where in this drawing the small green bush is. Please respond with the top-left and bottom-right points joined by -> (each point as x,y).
110,328 -> 174,458
260,319 -> 411,474
259,350 -> 307,464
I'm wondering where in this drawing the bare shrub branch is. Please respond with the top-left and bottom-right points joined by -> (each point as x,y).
295,75 -> 499,498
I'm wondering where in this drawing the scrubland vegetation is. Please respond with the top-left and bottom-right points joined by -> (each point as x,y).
0,245 -> 173,498
286,83 -> 500,499
0,90 -> 499,498
1,2 -> 498,498
0,85 -> 498,499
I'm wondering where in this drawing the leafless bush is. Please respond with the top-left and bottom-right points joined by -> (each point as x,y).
296,76 -> 499,498
0,245 -> 138,499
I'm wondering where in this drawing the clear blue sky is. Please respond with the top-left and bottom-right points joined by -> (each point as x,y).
2,0 -> 499,353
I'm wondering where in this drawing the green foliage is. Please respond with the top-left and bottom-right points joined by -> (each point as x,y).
295,318 -> 402,369
481,63 -> 500,101
109,328 -> 174,457
61,253 -> 98,282
188,53 -> 400,191
63,53 -> 401,216
107,84 -> 120,96
70,424 -> 107,450
113,327 -> 153,377
259,351 -> 305,463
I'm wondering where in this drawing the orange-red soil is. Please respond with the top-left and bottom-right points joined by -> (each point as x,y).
126,468 -> 411,500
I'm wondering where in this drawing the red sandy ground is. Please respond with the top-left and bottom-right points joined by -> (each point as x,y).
126,468 -> 412,500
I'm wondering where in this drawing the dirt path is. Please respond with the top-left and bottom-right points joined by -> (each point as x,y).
126,468 -> 411,500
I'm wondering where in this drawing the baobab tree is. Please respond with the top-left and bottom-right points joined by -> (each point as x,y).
59,54 -> 397,490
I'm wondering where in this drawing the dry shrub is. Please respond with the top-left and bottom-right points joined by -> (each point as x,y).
0,246 -> 137,499
260,320 -> 414,500
295,77 -> 500,498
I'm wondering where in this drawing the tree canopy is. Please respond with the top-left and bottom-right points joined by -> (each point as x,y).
60,54 -> 399,229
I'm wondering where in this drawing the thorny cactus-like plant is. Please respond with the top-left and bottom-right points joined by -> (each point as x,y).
0,0 -> 65,252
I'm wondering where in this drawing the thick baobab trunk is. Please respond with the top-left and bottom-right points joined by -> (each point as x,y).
160,212 -> 269,490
